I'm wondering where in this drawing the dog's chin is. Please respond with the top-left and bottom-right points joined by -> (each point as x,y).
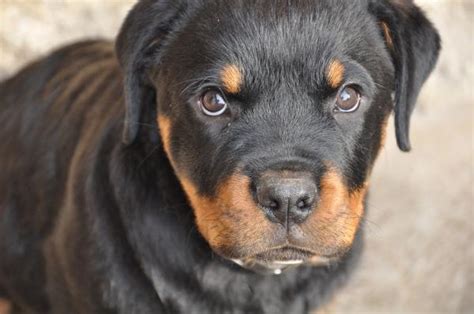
227,247 -> 338,275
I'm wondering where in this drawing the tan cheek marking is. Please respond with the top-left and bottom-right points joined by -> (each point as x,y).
179,177 -> 222,247
302,169 -> 368,248
217,175 -> 256,212
381,22 -> 394,50
180,174 -> 270,253
157,115 -> 172,161
220,64 -> 243,94
346,184 -> 368,242
313,170 -> 348,224
326,60 -> 345,89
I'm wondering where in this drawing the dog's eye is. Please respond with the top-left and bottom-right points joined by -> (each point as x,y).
335,86 -> 361,113
200,90 -> 228,116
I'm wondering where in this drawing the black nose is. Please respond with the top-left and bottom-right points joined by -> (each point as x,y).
256,171 -> 317,226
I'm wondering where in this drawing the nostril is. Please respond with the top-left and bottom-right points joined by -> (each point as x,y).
296,197 -> 312,211
297,200 -> 306,209
268,200 -> 279,210
300,191 -> 316,208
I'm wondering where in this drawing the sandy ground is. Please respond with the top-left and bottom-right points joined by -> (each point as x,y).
0,1 -> 472,313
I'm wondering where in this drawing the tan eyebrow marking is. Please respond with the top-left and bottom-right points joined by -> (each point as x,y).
326,59 -> 345,89
220,64 -> 243,94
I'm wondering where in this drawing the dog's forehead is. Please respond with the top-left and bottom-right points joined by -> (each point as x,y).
174,0 -> 378,86
202,2 -> 371,48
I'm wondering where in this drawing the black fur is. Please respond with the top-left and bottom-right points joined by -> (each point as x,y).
0,1 -> 440,313
369,0 -> 441,151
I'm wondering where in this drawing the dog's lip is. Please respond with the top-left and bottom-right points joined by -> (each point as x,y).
252,246 -> 315,261
230,246 -> 335,275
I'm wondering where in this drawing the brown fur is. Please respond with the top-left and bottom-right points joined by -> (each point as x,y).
220,64 -> 243,94
43,43 -> 115,97
300,168 -> 368,255
0,299 -> 11,314
381,22 -> 394,50
157,114 -> 173,162
179,174 -> 276,256
326,60 -> 345,89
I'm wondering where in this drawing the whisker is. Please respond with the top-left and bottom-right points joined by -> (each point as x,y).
178,75 -> 217,96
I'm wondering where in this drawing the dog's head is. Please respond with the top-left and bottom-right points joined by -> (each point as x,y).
116,0 -> 440,270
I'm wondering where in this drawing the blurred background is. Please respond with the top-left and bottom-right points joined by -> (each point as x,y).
0,0 -> 472,313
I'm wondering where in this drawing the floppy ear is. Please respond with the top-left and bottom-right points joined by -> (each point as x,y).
370,0 -> 441,151
116,0 -> 190,145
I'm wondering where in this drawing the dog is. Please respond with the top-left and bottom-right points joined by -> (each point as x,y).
0,0 -> 440,313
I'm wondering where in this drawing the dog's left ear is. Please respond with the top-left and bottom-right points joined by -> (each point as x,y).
370,0 -> 441,152
116,0 -> 192,145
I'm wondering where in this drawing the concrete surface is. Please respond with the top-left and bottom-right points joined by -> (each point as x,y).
0,1 -> 472,313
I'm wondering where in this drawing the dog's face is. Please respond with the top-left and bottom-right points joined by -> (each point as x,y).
154,1 -> 393,264
117,0 -> 440,269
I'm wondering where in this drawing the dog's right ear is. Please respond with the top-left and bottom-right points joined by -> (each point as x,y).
116,0 -> 191,145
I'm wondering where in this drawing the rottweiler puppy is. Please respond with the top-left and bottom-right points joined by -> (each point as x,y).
0,0 -> 440,313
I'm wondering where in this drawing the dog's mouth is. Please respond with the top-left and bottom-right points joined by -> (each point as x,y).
230,247 -> 335,275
